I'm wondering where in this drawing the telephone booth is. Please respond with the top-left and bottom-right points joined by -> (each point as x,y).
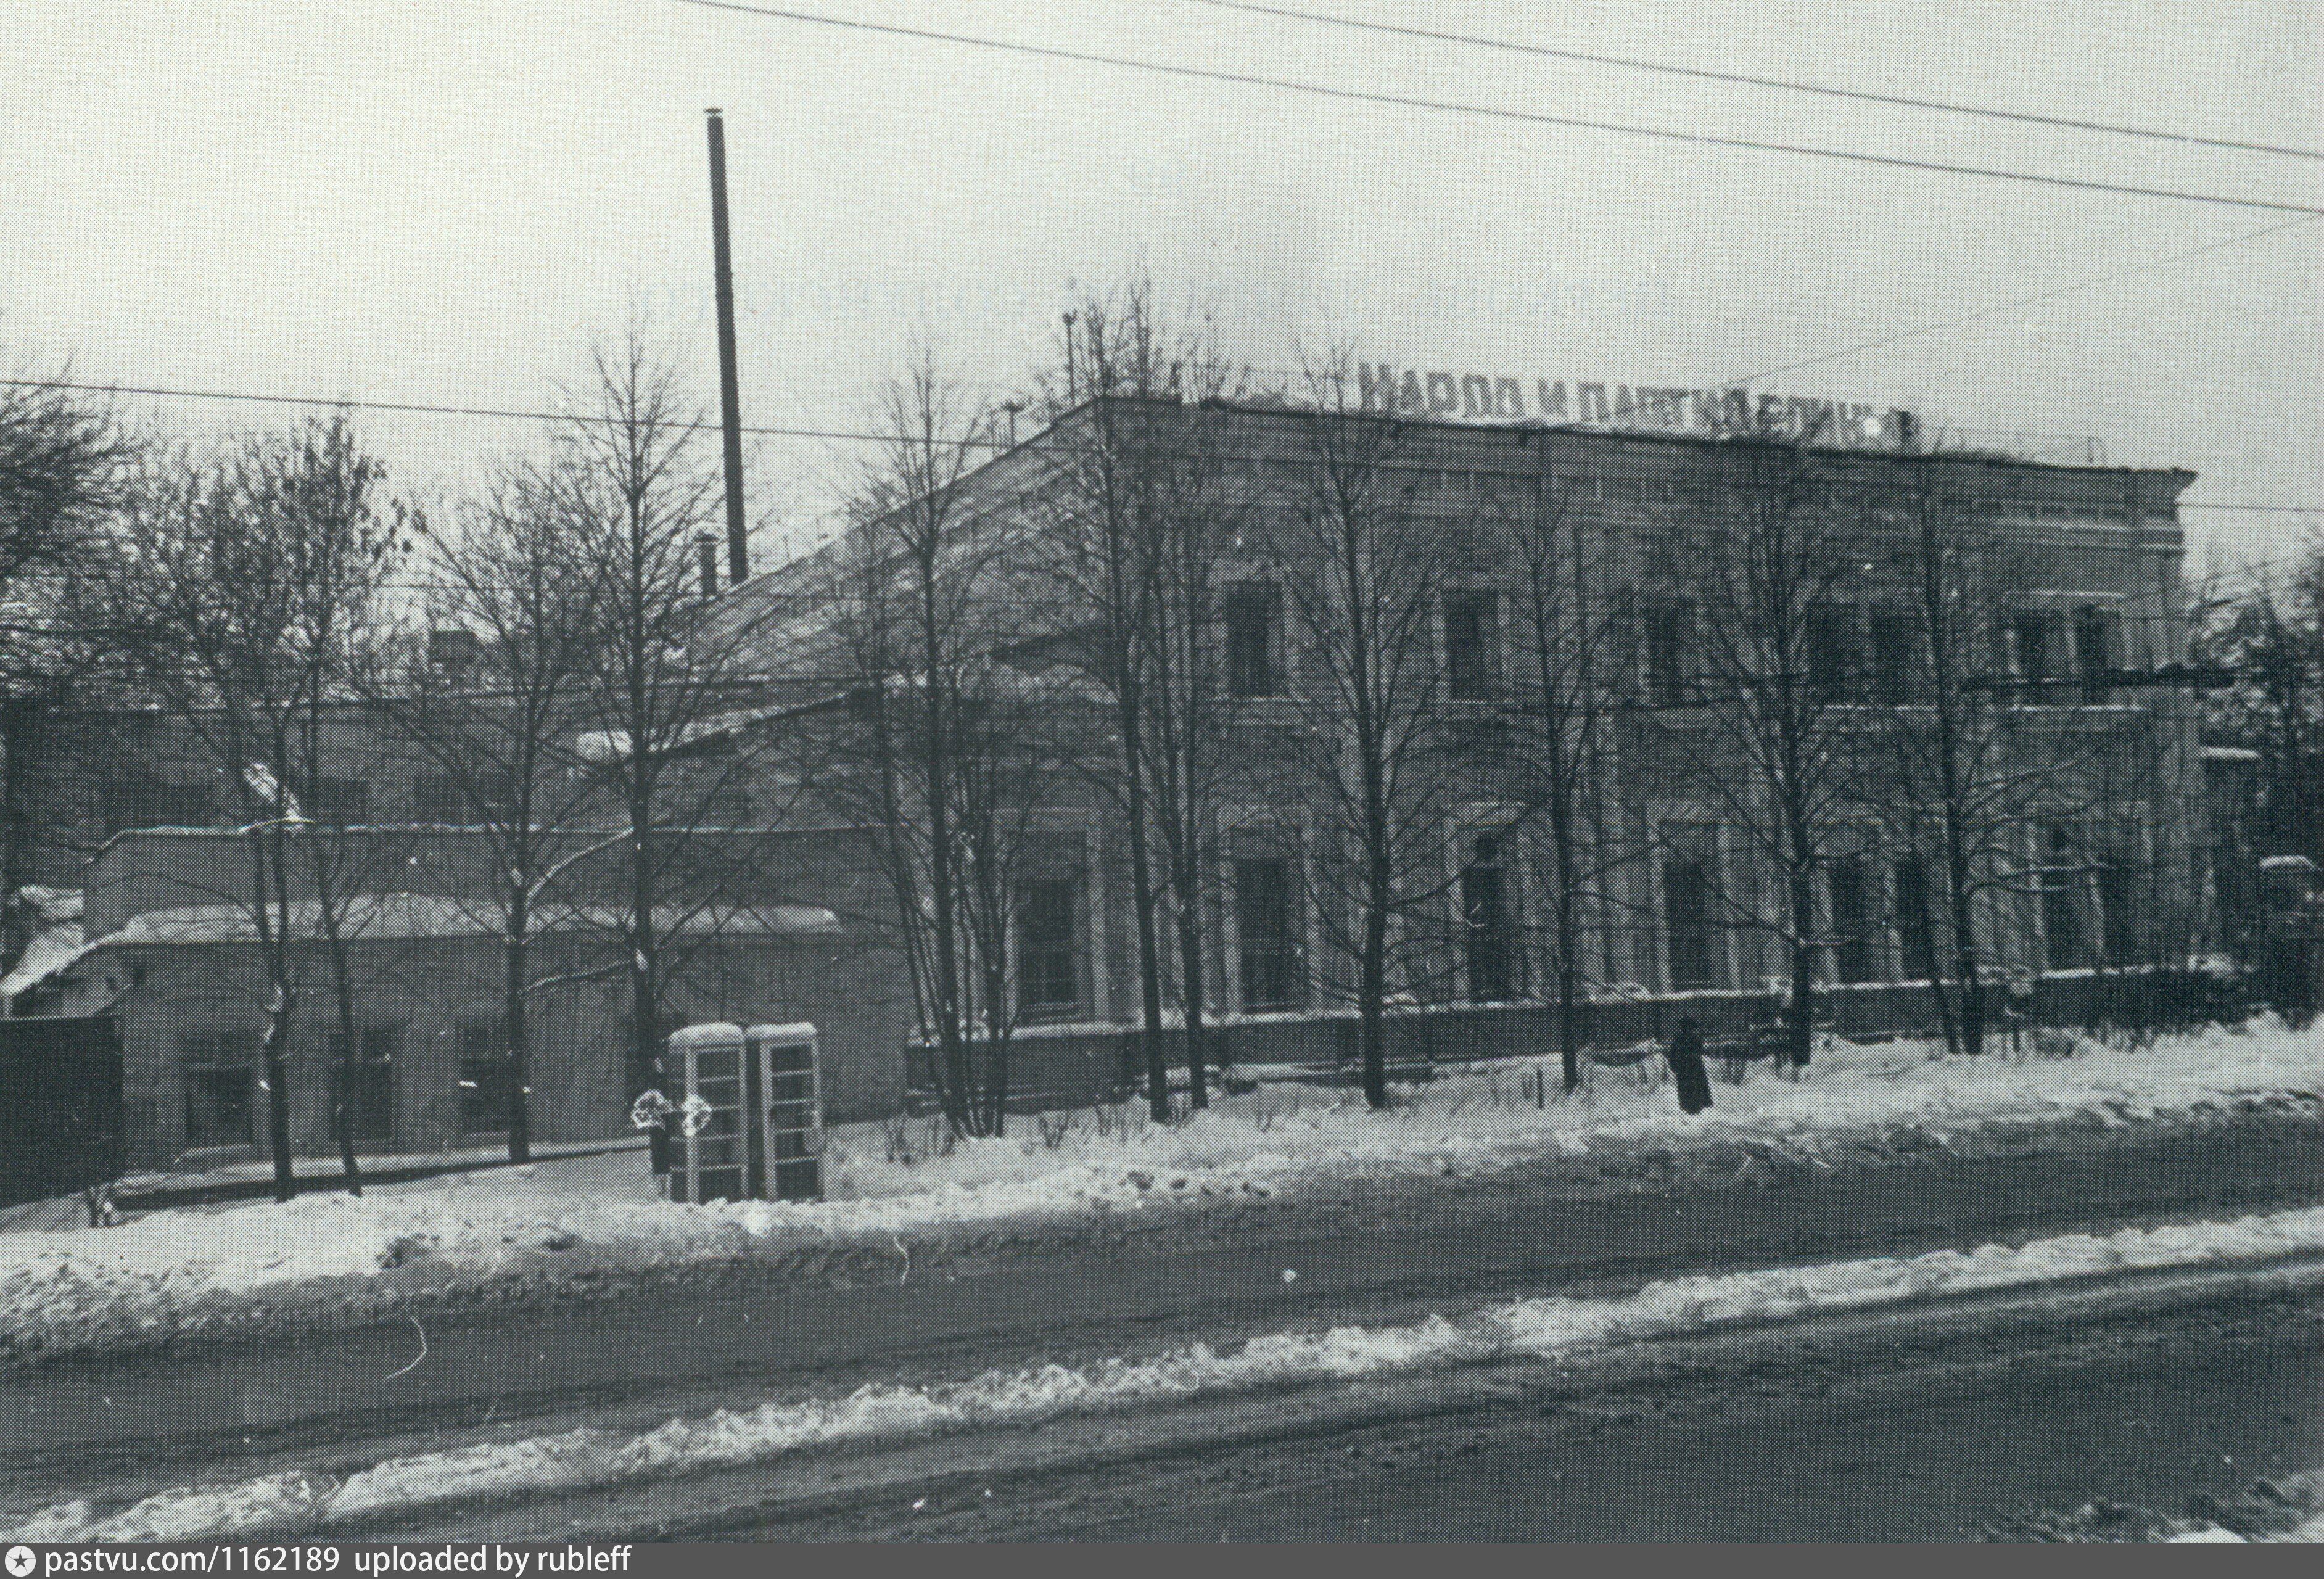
747,1022 -> 823,1202
665,1021 -> 823,1204
664,1023 -> 748,1204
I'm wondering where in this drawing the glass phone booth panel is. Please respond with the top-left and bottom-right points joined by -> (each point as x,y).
746,1023 -> 821,1202
667,1023 -> 748,1204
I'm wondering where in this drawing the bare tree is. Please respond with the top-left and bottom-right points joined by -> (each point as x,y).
0,371 -> 131,971
1036,286 -> 1246,1115
1491,459 -> 1620,1090
372,462 -> 612,1161
557,328 -> 735,1175
817,348 -> 1065,1138
1266,358 -> 1463,1109
1636,418 -> 1862,1071
104,417 -> 395,1198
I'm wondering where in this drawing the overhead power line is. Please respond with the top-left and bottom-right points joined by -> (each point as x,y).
663,0 -> 2324,215
7,368 -> 2320,515
1720,213 -> 2323,385
1182,0 -> 2324,162
0,377 -> 957,450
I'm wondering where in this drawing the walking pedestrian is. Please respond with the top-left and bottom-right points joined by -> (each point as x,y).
1666,1015 -> 1713,1115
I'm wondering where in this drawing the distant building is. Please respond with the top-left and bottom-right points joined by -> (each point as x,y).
709,395 -> 2208,1088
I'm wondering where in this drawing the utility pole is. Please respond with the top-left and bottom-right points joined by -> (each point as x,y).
706,108 -> 749,588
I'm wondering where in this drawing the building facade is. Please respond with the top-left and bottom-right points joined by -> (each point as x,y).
711,395 -> 2207,1090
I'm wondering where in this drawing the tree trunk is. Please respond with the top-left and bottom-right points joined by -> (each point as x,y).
1787,862 -> 1818,1070
1177,894 -> 1209,1109
503,912 -> 532,1165
1360,846 -> 1392,1108
323,922 -> 364,1195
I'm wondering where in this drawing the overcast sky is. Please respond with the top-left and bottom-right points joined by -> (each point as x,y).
6,1 -> 2318,569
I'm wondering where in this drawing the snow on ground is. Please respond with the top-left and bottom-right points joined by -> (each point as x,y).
1,1018 -> 2316,1363
12,1205 -> 2324,1543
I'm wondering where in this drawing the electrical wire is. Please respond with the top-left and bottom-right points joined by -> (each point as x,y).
1715,213 -> 2323,385
1179,0 -> 2324,162
661,0 -> 2324,215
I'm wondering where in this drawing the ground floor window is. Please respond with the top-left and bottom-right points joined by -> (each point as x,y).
1234,856 -> 1304,1011
1015,877 -> 1082,1019
458,1020 -> 512,1134
1827,856 -> 1875,984
1461,833 -> 1517,1002
180,1030 -> 255,1148
2098,857 -> 2141,966
2039,828 -> 2086,971
1893,856 -> 1937,981
1663,857 -> 1718,990
328,1024 -> 400,1142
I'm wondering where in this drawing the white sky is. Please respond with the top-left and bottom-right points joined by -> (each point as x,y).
4,1 -> 2318,570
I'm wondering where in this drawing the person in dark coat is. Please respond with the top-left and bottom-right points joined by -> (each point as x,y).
1666,1016 -> 1714,1115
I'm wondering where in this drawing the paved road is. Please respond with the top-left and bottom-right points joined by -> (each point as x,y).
4,1113 -> 2318,1532
757,1271 -> 2324,1542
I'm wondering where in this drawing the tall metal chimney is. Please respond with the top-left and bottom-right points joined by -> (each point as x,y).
706,109 -> 748,588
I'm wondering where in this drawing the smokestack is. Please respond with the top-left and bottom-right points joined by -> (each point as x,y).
706,109 -> 749,587
698,531 -> 720,600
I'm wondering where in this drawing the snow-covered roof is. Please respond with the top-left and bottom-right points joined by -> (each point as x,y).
7,894 -> 843,995
0,918 -> 88,1001
2202,746 -> 2264,764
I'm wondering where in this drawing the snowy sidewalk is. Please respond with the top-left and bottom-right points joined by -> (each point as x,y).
1,1018 -> 2315,1369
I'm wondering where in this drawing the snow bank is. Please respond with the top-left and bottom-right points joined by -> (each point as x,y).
15,1205 -> 2324,1543
2,1018 -> 2315,1364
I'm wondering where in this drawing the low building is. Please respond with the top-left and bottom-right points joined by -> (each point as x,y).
5,827 -> 913,1172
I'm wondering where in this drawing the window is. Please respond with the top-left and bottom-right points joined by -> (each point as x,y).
1461,833 -> 1518,1002
1826,857 -> 1874,984
1806,603 -> 1855,701
1868,608 -> 1914,705
1234,857 -> 1303,1011
1642,600 -> 1690,707
2012,610 -> 2057,691
2074,606 -> 2115,703
327,1024 -> 399,1142
458,1021 -> 512,1135
1663,857 -> 1718,990
2038,828 -> 2085,970
1222,583 -> 1282,697
1442,591 -> 1501,700
180,1031 -> 255,1148
1893,857 -> 1936,981
1015,878 -> 1081,1018
2098,857 -> 2139,966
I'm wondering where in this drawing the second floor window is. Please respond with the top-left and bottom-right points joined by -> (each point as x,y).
1805,603 -> 1855,702
1642,600 -> 1690,708
2074,605 -> 2116,702
2011,610 -> 2058,691
1868,607 -> 1914,705
1442,591 -> 1501,700
1223,583 -> 1282,696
